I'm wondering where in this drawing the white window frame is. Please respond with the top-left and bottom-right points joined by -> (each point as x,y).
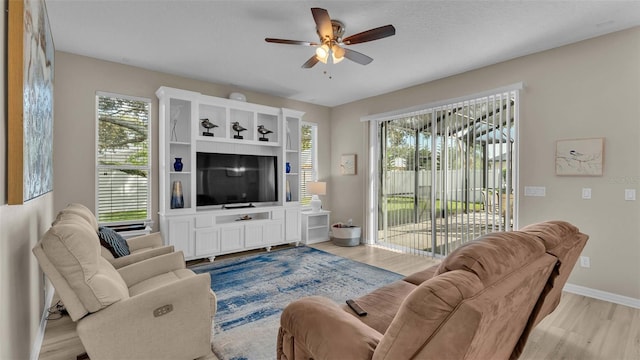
95,91 -> 152,226
300,121 -> 318,206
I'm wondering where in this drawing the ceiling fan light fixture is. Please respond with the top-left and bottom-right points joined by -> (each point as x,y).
266,8 -> 396,68
315,44 -> 330,63
331,45 -> 345,64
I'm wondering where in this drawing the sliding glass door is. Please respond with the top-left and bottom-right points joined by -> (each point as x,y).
376,91 -> 518,257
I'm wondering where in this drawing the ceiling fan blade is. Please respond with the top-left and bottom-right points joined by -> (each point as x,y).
344,48 -> 373,65
311,7 -> 332,40
343,25 -> 396,45
265,38 -> 318,46
301,55 -> 320,69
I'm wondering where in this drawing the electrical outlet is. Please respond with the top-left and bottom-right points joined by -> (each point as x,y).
580,256 -> 590,268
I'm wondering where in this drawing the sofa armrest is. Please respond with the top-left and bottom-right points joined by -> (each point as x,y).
109,245 -> 174,269
76,273 -> 213,360
279,296 -> 382,360
117,251 -> 186,287
403,263 -> 440,285
125,232 -> 164,251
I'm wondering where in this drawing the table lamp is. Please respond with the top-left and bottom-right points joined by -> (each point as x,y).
307,181 -> 326,212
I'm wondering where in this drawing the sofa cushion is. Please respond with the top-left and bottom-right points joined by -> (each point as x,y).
98,226 -> 131,258
520,220 -> 582,257
373,270 -> 483,359
403,264 -> 439,286
41,219 -> 129,312
347,279 -> 418,334
53,211 -> 97,236
56,203 -> 100,231
436,231 -> 545,287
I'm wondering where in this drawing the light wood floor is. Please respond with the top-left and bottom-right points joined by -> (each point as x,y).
39,242 -> 640,360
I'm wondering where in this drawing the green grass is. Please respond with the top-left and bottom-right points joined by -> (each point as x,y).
382,195 -> 483,227
99,210 -> 147,223
384,196 -> 482,212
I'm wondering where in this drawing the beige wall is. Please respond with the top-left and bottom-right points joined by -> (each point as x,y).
330,27 -> 640,299
53,52 -> 332,228
3,16 -> 638,360
0,7 -> 54,360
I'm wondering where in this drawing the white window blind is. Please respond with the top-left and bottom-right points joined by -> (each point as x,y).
96,92 -> 151,224
300,122 -> 318,205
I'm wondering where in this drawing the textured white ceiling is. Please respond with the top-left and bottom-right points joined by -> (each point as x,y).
45,0 -> 640,107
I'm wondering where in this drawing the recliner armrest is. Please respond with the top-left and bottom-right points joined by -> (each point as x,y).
109,245 -> 174,269
279,296 -> 382,360
118,251 -> 186,287
125,232 -> 164,251
76,273 -> 213,360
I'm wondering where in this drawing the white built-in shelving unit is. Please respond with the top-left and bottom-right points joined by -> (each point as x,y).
156,86 -> 304,261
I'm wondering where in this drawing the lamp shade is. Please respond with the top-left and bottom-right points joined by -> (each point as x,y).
307,182 -> 326,196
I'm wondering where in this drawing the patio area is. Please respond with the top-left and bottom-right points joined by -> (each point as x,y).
377,207 -> 512,256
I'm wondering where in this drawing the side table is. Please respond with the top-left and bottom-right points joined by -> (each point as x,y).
301,210 -> 330,244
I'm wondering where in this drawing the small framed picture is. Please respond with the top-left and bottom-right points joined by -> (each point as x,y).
340,154 -> 356,175
555,138 -> 604,176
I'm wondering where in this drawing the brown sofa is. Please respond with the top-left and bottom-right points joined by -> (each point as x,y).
277,221 -> 588,360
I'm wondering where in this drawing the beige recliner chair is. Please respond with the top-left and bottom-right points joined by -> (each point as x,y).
34,210 -> 217,360
56,203 -> 174,268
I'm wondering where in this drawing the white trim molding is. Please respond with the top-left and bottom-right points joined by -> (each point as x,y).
31,282 -> 54,360
564,283 -> 640,309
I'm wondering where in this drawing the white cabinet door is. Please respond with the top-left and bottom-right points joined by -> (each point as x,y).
168,216 -> 194,258
219,224 -> 244,252
244,222 -> 265,247
285,208 -> 301,242
195,228 -> 220,256
264,220 -> 285,245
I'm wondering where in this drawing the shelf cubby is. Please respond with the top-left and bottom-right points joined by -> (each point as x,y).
198,104 -> 226,138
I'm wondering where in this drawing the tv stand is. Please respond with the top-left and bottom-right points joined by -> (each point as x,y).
223,203 -> 255,209
156,86 -> 304,261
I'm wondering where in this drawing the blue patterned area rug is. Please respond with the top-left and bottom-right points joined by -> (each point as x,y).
191,246 -> 403,360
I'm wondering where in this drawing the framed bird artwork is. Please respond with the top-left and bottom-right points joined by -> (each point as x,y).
340,154 -> 356,175
555,138 -> 604,176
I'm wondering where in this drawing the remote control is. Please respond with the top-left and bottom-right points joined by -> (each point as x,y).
346,299 -> 367,316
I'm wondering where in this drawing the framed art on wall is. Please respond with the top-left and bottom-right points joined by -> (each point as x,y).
340,154 -> 356,175
555,138 -> 604,176
8,0 -> 55,204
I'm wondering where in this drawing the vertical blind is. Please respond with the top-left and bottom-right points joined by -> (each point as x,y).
376,89 -> 518,257
300,123 -> 317,205
96,93 -> 151,224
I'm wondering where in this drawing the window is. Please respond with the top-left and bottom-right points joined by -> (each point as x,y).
367,84 -> 521,256
96,92 -> 151,225
300,122 -> 318,205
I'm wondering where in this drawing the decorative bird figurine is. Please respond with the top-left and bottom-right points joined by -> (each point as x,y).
257,125 -> 273,142
200,118 -> 218,137
232,121 -> 247,139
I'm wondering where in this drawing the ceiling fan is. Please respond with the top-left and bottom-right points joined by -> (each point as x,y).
265,7 -> 396,68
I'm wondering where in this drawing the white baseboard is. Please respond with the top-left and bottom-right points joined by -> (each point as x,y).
31,282 -> 55,360
564,282 -> 640,309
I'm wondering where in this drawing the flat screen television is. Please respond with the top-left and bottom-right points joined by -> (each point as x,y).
196,152 -> 278,207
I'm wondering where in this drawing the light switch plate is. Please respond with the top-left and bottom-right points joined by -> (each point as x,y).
625,189 -> 636,201
524,186 -> 546,197
582,188 -> 591,199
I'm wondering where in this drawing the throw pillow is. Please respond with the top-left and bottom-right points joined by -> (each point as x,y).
97,226 -> 130,258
